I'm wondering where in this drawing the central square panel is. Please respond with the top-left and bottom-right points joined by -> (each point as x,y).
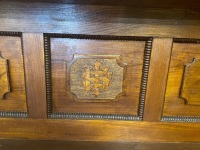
69,55 -> 125,101
45,34 -> 151,120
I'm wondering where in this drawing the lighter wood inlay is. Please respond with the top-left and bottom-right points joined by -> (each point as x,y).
82,60 -> 112,97
69,55 -> 127,101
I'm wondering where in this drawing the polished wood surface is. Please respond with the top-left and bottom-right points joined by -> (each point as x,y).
0,0 -> 199,148
163,43 -> 200,117
4,0 -> 200,9
0,36 -> 26,112
0,118 -> 200,142
0,140 -> 200,150
180,58 -> 200,105
143,38 -> 172,121
50,37 -> 145,115
0,54 -> 10,99
0,2 -> 200,38
23,33 -> 47,119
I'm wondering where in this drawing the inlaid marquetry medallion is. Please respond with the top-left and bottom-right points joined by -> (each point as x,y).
69,55 -> 127,101
82,60 -> 113,97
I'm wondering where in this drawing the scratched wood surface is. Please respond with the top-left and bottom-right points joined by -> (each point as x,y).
163,43 -> 200,116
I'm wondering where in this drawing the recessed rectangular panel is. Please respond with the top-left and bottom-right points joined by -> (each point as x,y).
0,32 -> 27,117
45,34 -> 152,120
162,39 -> 200,122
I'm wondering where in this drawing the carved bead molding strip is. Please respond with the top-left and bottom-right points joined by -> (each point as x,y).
0,52 -> 10,99
0,31 -> 28,118
162,38 -> 200,122
44,33 -> 153,121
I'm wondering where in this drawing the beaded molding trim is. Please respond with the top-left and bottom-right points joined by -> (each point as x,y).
0,31 -> 28,118
44,33 -> 153,121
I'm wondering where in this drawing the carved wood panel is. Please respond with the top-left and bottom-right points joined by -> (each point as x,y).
44,34 -> 152,120
180,58 -> 200,105
0,32 -> 27,118
0,53 -> 10,99
162,38 -> 200,122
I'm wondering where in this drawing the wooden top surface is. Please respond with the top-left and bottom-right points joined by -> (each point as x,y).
3,0 -> 200,9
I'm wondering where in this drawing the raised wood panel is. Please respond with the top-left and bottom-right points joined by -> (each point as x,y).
0,53 -> 10,99
23,33 -> 47,119
180,58 -> 200,105
45,34 -> 152,120
143,38 -> 173,122
0,32 -> 27,117
162,39 -> 200,122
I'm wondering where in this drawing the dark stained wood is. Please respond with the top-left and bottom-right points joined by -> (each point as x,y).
0,36 -> 26,112
163,43 -> 200,117
0,2 -> 200,38
23,33 -> 47,119
50,37 -> 145,115
180,58 -> 200,105
0,140 -> 200,150
0,119 -> 200,142
3,0 -> 200,9
143,38 -> 173,121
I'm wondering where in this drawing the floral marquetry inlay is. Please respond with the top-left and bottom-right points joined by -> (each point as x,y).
69,55 -> 127,102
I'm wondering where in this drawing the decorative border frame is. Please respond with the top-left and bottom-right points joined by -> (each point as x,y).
161,38 -> 200,122
0,31 -> 28,118
44,33 -> 153,121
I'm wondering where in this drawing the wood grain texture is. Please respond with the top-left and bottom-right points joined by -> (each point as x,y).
0,118 -> 200,142
0,140 -> 200,150
49,35 -> 146,116
4,0 -> 200,8
0,54 -> 10,99
69,55 -> 125,102
23,33 -> 47,119
143,38 -> 173,122
0,2 -> 200,38
0,35 -> 26,112
180,58 -> 200,105
163,43 -> 200,117
0,0 -> 200,145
